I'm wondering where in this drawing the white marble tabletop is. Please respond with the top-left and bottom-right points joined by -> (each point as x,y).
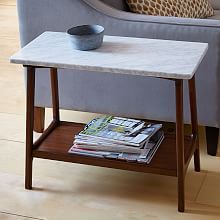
10,31 -> 208,79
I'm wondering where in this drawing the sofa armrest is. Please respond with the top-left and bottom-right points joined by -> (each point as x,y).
83,0 -> 220,28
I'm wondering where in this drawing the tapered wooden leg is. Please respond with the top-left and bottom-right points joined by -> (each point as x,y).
34,107 -> 45,133
205,126 -> 219,156
25,66 -> 35,189
50,68 -> 60,122
175,79 -> 185,212
188,76 -> 200,171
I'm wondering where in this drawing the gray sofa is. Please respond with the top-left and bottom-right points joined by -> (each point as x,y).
17,0 -> 220,155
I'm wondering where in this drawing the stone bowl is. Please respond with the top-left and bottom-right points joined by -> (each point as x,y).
67,24 -> 104,51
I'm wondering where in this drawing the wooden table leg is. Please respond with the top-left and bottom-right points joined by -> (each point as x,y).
34,106 -> 45,133
25,66 -> 35,189
188,76 -> 200,172
205,126 -> 219,156
175,79 -> 185,212
50,68 -> 60,123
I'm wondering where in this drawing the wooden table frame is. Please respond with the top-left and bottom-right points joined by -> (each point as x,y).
25,66 -> 200,212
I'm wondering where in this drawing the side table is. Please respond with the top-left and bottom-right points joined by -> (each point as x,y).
10,32 -> 208,212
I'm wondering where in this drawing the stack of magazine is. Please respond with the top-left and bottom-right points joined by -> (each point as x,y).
68,115 -> 164,164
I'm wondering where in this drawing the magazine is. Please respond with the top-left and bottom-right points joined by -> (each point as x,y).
69,131 -> 164,164
68,115 -> 164,164
76,115 -> 162,147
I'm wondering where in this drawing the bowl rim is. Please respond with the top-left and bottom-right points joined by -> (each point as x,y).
67,24 -> 104,37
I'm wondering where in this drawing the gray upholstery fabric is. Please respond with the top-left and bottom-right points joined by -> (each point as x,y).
100,0 -> 128,11
17,0 -> 220,128
210,0 -> 220,9
208,10 -> 220,19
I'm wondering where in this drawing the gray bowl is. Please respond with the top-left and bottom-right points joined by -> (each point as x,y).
67,25 -> 104,51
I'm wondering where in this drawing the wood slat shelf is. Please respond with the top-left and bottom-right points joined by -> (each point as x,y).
33,121 -> 195,177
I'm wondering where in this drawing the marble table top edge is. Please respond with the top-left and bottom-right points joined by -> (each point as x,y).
10,58 -> 198,80
10,31 -> 208,80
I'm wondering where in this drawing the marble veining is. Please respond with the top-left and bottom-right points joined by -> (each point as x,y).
10,31 -> 208,79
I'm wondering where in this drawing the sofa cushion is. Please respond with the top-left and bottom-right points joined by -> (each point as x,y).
209,0 -> 220,9
100,0 -> 128,11
126,0 -> 214,18
208,10 -> 220,19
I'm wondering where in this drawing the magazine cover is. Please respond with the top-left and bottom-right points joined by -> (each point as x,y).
78,115 -> 161,147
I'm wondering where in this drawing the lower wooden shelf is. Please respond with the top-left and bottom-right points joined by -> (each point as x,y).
33,121 -> 196,177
